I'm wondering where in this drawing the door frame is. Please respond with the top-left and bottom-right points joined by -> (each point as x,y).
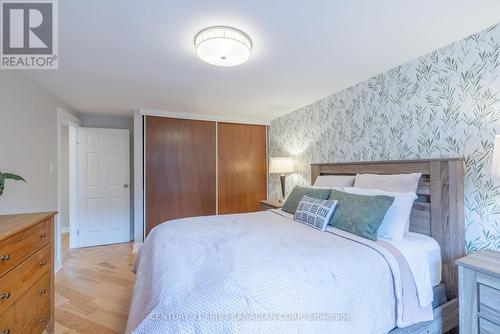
56,108 -> 81,272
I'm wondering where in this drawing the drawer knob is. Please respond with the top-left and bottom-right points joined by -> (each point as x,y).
39,260 -> 47,266
0,292 -> 10,299
0,255 -> 10,261
0,329 -> 10,334
39,232 -> 48,238
38,317 -> 46,324
39,288 -> 47,295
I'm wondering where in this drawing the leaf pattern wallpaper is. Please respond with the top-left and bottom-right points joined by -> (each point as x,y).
269,24 -> 500,252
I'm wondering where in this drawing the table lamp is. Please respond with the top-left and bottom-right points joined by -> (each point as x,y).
269,157 -> 294,202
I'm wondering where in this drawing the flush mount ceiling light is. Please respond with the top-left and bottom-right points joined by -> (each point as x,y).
194,26 -> 252,67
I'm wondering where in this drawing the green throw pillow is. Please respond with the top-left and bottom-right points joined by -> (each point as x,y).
328,190 -> 394,240
282,186 -> 332,214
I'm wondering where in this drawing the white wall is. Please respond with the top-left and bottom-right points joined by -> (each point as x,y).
79,113 -> 135,240
0,72 -> 77,214
79,113 -> 132,130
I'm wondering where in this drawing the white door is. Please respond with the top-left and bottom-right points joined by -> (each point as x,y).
77,128 -> 130,247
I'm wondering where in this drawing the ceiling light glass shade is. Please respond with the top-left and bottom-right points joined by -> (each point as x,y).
194,26 -> 252,67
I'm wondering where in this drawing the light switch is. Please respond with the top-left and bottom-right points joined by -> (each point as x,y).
49,162 -> 55,173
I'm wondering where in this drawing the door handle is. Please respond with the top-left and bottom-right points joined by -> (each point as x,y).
123,184 -> 129,189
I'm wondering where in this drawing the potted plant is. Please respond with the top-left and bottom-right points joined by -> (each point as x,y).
0,172 -> 26,196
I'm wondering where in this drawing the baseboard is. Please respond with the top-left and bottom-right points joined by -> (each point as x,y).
55,260 -> 62,273
61,226 -> 69,233
132,242 -> 143,253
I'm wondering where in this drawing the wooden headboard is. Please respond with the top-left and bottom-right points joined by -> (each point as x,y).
311,158 -> 465,300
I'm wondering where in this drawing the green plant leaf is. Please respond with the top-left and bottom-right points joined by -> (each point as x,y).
0,173 -> 27,182
0,172 -> 26,196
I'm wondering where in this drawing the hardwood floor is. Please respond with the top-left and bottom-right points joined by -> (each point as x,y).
55,234 -> 136,333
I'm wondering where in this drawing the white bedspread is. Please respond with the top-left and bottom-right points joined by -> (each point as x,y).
381,232 -> 441,306
274,209 -> 440,306
127,210 -> 429,334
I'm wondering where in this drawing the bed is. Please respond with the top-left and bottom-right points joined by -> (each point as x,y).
127,158 -> 464,334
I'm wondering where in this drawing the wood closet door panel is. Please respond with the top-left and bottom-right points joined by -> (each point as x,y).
146,117 -> 216,234
218,123 -> 267,214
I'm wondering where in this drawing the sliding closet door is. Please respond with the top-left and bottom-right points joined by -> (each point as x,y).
218,123 -> 267,214
146,117 -> 216,234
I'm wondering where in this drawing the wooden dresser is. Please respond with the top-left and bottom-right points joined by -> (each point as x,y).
0,212 -> 56,334
456,250 -> 500,334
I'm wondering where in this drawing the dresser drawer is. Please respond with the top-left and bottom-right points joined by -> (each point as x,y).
479,283 -> 500,319
21,300 -> 50,334
479,317 -> 500,334
0,219 -> 50,277
0,272 -> 51,334
0,244 -> 50,314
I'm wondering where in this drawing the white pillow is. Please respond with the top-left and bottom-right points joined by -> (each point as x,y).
343,187 -> 417,240
354,173 -> 422,193
314,175 -> 355,187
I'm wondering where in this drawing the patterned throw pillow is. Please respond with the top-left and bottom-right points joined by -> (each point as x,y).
294,196 -> 337,231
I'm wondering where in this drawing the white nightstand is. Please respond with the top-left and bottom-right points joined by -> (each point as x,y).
456,250 -> 500,333
259,199 -> 284,211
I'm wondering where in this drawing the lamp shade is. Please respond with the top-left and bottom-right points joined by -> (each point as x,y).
492,135 -> 500,178
269,157 -> 294,174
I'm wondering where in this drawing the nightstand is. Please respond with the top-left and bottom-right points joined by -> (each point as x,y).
260,199 -> 284,211
456,250 -> 500,333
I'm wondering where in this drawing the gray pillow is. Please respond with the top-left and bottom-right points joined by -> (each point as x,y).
282,186 -> 332,214
328,190 -> 394,240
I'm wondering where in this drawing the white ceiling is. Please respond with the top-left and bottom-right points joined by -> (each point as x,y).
29,0 -> 500,120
